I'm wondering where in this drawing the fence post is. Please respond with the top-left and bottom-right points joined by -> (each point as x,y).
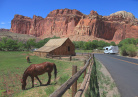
93,53 -> 94,58
72,65 -> 77,97
84,60 -> 86,78
59,55 -> 61,60
70,55 -> 72,61
52,55 -> 53,59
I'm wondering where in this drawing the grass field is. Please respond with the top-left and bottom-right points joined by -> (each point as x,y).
75,50 -> 92,53
0,51 -> 84,97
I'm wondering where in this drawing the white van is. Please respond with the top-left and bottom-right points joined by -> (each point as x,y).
103,46 -> 119,54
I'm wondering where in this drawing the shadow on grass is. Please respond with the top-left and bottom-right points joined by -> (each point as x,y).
86,57 -> 100,97
25,82 -> 56,90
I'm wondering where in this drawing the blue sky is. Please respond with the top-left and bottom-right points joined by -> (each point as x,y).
0,0 -> 138,29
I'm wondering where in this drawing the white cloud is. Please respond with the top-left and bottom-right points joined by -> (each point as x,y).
1,22 -> 5,24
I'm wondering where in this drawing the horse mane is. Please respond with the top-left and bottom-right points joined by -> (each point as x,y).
53,63 -> 57,80
22,65 -> 31,80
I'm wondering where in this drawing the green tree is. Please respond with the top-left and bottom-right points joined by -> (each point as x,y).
83,42 -> 89,50
118,38 -> 137,47
35,40 -> 45,48
5,39 -> 19,51
0,42 -> 2,50
18,41 -> 25,51
110,41 -> 116,46
0,37 -> 7,50
92,40 -> 98,49
25,39 -> 36,51
0,38 -> 20,51
98,40 -> 107,49
77,41 -> 84,49
136,38 -> 138,44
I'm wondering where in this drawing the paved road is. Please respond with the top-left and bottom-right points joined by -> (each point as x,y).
94,53 -> 138,97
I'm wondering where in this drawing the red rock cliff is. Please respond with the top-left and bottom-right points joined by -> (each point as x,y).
10,9 -> 138,42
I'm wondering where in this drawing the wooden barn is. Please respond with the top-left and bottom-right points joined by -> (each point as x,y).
34,38 -> 75,57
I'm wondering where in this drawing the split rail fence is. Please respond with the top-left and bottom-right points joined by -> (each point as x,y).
46,53 -> 92,61
50,53 -> 94,97
46,54 -> 72,61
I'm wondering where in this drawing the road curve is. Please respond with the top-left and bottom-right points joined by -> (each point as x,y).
94,53 -> 138,97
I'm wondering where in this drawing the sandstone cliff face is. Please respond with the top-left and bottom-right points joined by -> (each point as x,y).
11,14 -> 44,36
10,9 -> 138,42
11,9 -> 83,37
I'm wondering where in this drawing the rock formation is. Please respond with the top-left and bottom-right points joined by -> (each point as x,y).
10,9 -> 138,43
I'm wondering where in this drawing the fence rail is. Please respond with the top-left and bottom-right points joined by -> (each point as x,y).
46,54 -> 72,61
75,57 -> 93,97
46,53 -> 91,61
50,54 -> 94,97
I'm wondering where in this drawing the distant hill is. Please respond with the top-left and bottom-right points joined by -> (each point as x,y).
0,28 -> 10,32
0,29 -> 40,42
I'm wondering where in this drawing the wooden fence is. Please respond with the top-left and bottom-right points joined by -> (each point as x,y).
50,53 -> 94,97
46,53 -> 91,61
46,54 -> 72,61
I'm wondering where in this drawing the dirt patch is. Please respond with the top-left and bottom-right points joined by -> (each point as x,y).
125,55 -> 138,59
21,53 -> 27,55
2,90 -> 14,96
98,60 -> 120,97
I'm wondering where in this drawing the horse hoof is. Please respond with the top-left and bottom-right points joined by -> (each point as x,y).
40,84 -> 43,86
46,83 -> 50,85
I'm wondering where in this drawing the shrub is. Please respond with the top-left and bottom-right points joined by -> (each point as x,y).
126,44 -> 137,57
120,44 -> 137,57
120,45 -> 128,56
118,38 -> 137,47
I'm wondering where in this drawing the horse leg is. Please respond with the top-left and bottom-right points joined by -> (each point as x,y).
31,76 -> 34,88
47,72 -> 51,85
35,76 -> 42,85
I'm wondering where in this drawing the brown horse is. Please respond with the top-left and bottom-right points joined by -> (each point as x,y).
21,62 -> 57,90
26,56 -> 30,63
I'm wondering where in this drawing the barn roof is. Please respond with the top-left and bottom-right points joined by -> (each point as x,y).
35,38 -> 68,52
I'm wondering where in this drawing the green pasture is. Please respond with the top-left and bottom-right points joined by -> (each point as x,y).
0,51 -> 84,97
75,50 -> 92,53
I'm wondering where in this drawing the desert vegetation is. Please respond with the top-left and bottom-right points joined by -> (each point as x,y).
118,38 -> 138,57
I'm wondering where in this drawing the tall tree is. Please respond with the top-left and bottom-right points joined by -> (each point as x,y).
25,39 -> 36,51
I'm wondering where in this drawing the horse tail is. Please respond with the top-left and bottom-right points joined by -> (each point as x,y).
53,63 -> 57,80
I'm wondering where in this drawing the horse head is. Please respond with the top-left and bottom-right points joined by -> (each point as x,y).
21,79 -> 26,90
